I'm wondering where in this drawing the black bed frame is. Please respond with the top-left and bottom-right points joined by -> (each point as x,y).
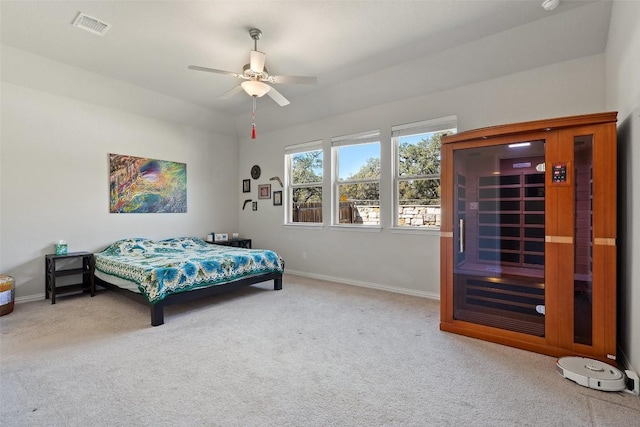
95,272 -> 282,326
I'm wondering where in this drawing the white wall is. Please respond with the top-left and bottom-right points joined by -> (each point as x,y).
606,1 -> 640,373
1,46 -> 237,136
1,56 -> 239,300
238,54 -> 606,298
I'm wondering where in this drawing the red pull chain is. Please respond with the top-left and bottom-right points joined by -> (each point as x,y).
251,96 -> 257,139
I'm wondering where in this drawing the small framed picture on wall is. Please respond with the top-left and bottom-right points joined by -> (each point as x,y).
273,191 -> 282,206
242,179 -> 251,193
258,184 -> 271,199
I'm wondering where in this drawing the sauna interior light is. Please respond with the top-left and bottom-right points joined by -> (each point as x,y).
508,142 -> 531,148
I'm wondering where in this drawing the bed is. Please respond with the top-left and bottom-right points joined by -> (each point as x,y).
94,237 -> 284,326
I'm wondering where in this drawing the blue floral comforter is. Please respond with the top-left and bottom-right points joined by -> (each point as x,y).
94,237 -> 284,304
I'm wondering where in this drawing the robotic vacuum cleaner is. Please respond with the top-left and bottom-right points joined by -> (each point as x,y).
556,356 -> 639,395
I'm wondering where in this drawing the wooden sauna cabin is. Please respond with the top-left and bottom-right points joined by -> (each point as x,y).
439,112 -> 618,364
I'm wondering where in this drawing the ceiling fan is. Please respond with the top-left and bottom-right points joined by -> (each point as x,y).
188,28 -> 318,107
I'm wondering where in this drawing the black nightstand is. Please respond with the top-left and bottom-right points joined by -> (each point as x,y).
209,239 -> 252,249
45,252 -> 95,304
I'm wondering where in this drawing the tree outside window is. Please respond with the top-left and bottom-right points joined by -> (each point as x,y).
332,131 -> 381,225
286,144 -> 323,223
393,117 -> 457,228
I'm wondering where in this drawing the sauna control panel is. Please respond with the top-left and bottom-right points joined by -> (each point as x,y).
552,163 -> 568,183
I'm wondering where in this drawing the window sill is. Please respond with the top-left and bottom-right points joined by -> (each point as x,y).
389,226 -> 441,236
283,223 -> 325,231
329,225 -> 382,233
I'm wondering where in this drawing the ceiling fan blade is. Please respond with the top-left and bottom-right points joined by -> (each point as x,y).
267,75 -> 318,85
188,65 -> 244,79
249,51 -> 266,73
266,86 -> 290,107
219,85 -> 244,100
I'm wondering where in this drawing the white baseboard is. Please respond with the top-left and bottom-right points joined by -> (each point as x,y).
15,293 -> 46,304
284,270 -> 440,301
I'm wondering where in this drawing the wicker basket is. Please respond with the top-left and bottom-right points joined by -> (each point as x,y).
0,275 -> 15,316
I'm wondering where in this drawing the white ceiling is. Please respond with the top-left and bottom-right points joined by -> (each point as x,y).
0,1 -> 612,131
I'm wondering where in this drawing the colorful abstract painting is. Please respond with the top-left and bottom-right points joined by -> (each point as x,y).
109,154 -> 187,213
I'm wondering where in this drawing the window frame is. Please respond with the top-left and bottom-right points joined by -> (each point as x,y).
391,116 -> 457,230
284,140 -> 324,225
331,130 -> 381,227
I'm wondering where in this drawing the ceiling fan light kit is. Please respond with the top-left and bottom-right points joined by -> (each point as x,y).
241,80 -> 270,97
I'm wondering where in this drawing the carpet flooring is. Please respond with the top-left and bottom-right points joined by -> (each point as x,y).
1,274 -> 639,426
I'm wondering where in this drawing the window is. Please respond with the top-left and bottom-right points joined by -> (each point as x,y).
331,130 -> 381,226
392,116 -> 457,228
285,141 -> 323,224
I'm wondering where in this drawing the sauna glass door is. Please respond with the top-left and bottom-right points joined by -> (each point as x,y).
572,134 -> 593,346
452,140 -> 546,337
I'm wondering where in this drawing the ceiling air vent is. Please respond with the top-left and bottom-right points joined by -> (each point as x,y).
72,12 -> 111,36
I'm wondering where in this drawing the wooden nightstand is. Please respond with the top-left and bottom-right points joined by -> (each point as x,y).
45,252 -> 95,304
